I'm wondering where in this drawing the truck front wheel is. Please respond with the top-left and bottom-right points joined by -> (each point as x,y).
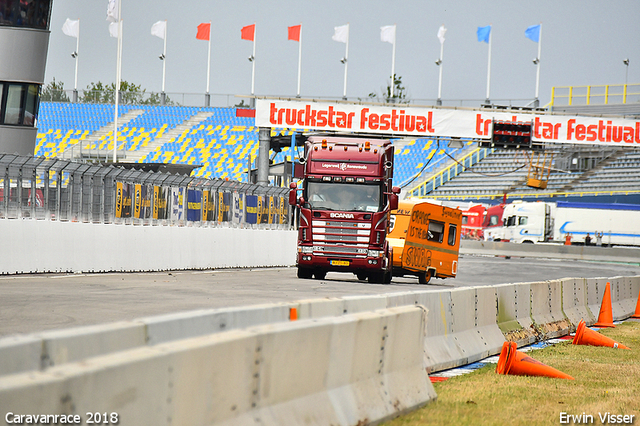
314,270 -> 327,280
297,267 -> 313,279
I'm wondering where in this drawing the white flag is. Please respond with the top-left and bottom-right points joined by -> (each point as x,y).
151,20 -> 166,39
380,25 -> 395,44
109,21 -> 119,38
106,0 -> 118,23
332,24 -> 348,43
62,18 -> 79,38
437,25 -> 447,45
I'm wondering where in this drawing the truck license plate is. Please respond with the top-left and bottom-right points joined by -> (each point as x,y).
330,260 -> 350,266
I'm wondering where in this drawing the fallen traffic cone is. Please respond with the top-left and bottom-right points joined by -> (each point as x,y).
496,341 -> 574,380
594,282 -> 615,328
572,320 -> 630,349
632,288 -> 640,319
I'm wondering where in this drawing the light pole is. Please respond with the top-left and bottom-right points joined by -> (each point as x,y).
623,58 -> 629,85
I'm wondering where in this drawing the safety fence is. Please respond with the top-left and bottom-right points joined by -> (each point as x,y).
550,83 -> 640,106
0,154 -> 290,228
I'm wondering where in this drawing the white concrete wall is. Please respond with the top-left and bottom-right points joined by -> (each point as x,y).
0,219 -> 297,274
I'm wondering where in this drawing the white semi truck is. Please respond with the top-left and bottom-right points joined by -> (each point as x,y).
499,200 -> 640,246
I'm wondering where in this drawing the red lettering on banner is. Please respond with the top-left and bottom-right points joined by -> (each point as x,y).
427,112 -> 435,132
360,108 -> 369,129
380,114 -> 391,130
535,117 -> 560,140
476,114 -> 484,136
636,123 -> 640,143
586,124 -> 597,142
317,110 -> 327,127
370,113 -> 379,130
328,106 -> 336,127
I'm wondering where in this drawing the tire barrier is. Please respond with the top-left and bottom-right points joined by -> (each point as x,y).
0,306 -> 435,426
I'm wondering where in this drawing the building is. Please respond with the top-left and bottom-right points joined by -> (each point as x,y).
0,0 -> 52,155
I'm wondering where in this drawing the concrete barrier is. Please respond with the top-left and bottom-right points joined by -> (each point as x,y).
586,277 -> 607,323
140,304 -> 292,346
0,220 -> 297,274
0,306 -> 435,426
460,240 -> 640,264
495,283 -> 536,345
529,280 -> 570,338
561,278 -> 595,328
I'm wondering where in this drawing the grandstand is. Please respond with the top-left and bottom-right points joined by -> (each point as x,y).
35,102 -> 463,184
34,100 -> 640,204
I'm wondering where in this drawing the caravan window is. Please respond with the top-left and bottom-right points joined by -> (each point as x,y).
427,220 -> 445,243
448,224 -> 457,246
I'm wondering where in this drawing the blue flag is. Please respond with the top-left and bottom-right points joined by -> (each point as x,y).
477,25 -> 491,43
525,24 -> 540,42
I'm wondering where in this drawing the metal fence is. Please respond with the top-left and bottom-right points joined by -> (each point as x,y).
0,154 -> 290,228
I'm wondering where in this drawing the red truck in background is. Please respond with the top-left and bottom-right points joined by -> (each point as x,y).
482,203 -> 506,241
461,204 -> 485,240
289,135 -> 400,284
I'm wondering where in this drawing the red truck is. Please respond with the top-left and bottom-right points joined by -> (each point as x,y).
289,135 -> 400,283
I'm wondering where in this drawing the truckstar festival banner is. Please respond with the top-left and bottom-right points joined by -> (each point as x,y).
255,99 -> 640,147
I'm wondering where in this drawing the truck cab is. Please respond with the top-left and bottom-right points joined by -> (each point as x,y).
289,135 -> 399,283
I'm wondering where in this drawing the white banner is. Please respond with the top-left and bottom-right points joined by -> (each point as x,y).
255,99 -> 640,147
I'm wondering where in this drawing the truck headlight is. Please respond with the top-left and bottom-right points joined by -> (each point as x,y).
368,249 -> 383,258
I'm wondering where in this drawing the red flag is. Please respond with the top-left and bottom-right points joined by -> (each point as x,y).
241,24 -> 255,41
196,22 -> 210,41
288,24 -> 301,42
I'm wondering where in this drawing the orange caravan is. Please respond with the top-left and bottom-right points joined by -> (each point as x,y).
387,200 -> 462,284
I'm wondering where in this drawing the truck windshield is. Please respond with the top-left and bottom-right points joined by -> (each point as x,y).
306,182 -> 382,212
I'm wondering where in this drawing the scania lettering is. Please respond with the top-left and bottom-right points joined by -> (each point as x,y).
289,135 -> 399,283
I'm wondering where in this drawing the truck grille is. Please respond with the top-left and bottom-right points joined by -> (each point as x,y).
311,220 -> 371,257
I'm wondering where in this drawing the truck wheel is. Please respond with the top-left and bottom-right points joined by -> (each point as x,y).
297,267 -> 313,279
368,272 -> 385,284
383,271 -> 392,284
419,270 -> 432,284
314,270 -> 327,280
356,273 -> 367,281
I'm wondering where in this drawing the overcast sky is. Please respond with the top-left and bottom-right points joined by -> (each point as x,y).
44,0 -> 639,107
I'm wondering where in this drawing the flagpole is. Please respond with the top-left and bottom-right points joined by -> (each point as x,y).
73,19 -> 79,102
251,22 -> 256,96
112,0 -> 122,163
342,23 -> 349,100
485,25 -> 492,105
437,37 -> 444,105
534,23 -> 542,107
205,20 -> 211,106
296,23 -> 302,97
162,20 -> 167,93
391,25 -> 396,91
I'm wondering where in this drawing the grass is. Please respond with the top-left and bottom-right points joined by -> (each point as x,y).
384,321 -> 640,426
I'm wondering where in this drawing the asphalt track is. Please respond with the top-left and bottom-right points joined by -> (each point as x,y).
1,254 -> 639,337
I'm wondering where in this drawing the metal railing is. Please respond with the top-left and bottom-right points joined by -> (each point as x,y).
405,147 -> 494,198
0,154 -> 290,228
550,84 -> 640,106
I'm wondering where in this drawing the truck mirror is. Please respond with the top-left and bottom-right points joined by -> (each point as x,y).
388,193 -> 398,211
293,162 -> 304,179
298,196 -> 305,206
392,186 -> 401,194
288,183 -> 298,206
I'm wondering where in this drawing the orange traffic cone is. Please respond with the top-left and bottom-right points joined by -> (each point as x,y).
593,282 -> 615,328
632,288 -> 640,319
496,341 -> 574,380
572,320 -> 630,350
